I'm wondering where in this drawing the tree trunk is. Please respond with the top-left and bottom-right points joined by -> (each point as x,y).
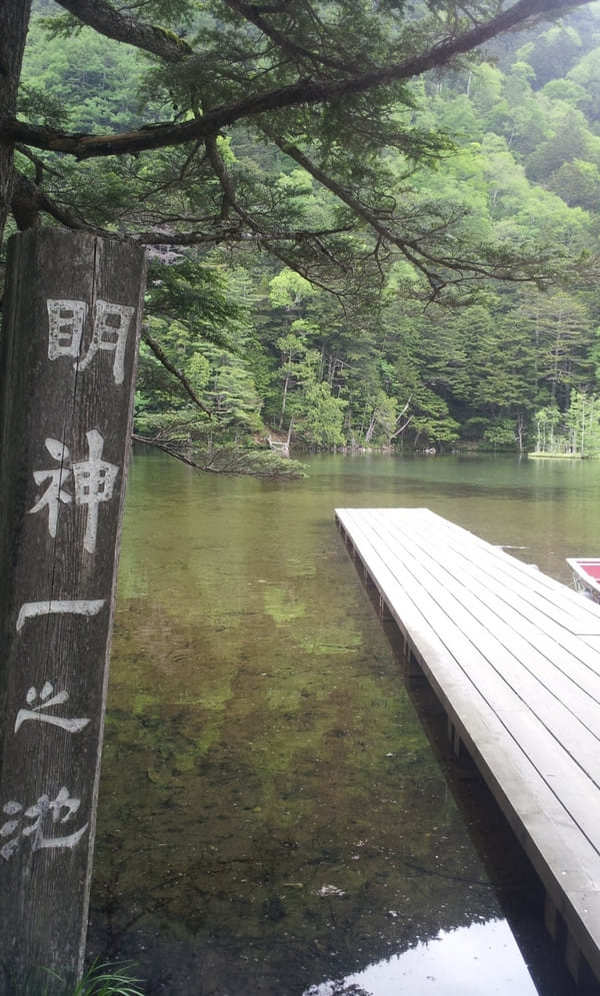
516,413 -> 524,454
0,1 -> 33,251
280,370 -> 290,428
364,411 -> 377,444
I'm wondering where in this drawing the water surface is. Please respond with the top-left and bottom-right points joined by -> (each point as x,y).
89,453 -> 600,994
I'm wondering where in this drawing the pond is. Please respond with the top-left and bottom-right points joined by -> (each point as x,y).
88,451 -> 600,995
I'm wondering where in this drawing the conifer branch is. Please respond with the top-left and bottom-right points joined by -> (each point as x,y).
56,0 -> 192,61
142,327 -> 213,416
4,0 -> 589,160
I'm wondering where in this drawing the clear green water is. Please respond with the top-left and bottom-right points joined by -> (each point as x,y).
88,452 -> 600,995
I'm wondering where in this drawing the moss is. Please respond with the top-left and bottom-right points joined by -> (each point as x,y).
263,585 -> 306,624
151,25 -> 192,53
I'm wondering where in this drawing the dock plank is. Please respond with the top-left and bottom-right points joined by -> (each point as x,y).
368,509 -> 600,725
336,507 -> 600,983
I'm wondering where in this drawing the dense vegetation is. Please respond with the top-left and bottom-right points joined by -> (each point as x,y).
9,0 -> 600,465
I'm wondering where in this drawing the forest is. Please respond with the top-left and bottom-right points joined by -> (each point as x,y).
6,0 -> 600,470
4,3 -> 600,993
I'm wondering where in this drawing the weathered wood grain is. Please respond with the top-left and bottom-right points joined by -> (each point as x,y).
336,506 -> 600,985
0,230 -> 146,994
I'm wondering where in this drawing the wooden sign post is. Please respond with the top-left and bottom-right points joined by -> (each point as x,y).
0,230 -> 146,994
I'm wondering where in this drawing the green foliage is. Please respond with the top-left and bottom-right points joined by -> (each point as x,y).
296,380 -> 347,447
269,270 -> 316,310
483,419 -> 517,451
534,393 -> 600,456
21,19 -> 149,132
17,0 -> 600,463
41,960 -> 144,996
70,963 -> 144,996
565,390 -> 600,455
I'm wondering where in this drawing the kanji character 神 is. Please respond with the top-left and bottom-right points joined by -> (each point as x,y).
27,438 -> 71,538
72,429 -> 119,553
28,430 -> 119,554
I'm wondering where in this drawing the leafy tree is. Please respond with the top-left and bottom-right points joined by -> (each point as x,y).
534,405 -> 561,452
1,0 -> 594,285
516,23 -> 583,86
565,389 -> 600,454
2,0 -> 600,466
568,45 -> 600,121
483,418 -> 517,451
295,379 -> 347,448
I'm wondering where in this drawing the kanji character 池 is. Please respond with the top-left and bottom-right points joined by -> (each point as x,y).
0,788 -> 88,861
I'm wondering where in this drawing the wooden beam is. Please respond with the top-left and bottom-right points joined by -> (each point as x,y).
0,229 -> 146,993
335,506 -> 600,984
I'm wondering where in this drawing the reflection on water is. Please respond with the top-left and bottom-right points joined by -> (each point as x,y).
305,919 -> 538,996
88,452 -> 599,994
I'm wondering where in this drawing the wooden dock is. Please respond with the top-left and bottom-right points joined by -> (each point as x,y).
336,507 -> 600,989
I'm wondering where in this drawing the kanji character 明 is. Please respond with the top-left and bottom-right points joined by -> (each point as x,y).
46,297 -> 134,385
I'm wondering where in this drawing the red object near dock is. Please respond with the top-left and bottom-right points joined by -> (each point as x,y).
567,558 -> 600,601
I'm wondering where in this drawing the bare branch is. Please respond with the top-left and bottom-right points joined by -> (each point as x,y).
132,434 -> 222,472
11,170 -> 89,230
142,327 -> 213,416
133,222 -> 355,245
135,226 -> 242,245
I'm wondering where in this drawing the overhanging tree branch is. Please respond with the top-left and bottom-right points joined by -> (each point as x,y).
133,223 -> 355,245
3,0 -> 589,160
142,326 -> 213,416
205,134 -> 352,297
266,132 -> 562,288
55,0 -> 192,61
132,434 -> 223,472
11,170 -> 89,230
221,0 -> 353,73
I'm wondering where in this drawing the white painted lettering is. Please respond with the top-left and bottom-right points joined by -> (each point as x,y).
72,430 -> 119,553
46,299 -> 87,360
46,297 -> 134,384
16,599 -> 105,632
78,299 -> 134,384
28,429 -> 119,553
14,683 -> 90,735
28,438 -> 72,537
0,788 -> 88,861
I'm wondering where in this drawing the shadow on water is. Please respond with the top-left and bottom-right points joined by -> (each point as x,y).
87,452 -> 600,994
377,616 -> 579,996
